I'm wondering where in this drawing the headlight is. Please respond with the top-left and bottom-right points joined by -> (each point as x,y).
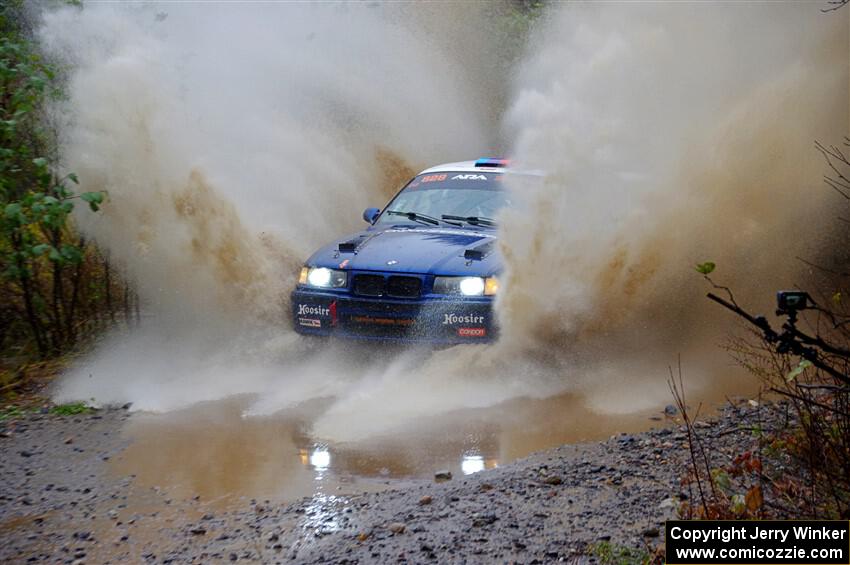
433,276 -> 498,296
299,266 -> 347,289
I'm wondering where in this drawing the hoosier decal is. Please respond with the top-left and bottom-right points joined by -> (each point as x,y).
443,313 -> 485,325
297,304 -> 330,317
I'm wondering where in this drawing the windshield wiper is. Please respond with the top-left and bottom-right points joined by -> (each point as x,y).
387,210 -> 462,227
441,215 -> 496,227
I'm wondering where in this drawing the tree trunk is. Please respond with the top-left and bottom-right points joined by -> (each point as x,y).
11,232 -> 47,357
123,282 -> 131,327
134,288 -> 140,326
105,257 -> 115,323
49,227 -> 66,354
65,236 -> 86,342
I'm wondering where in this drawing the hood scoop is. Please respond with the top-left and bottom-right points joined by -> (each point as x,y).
464,240 -> 495,261
338,233 -> 378,253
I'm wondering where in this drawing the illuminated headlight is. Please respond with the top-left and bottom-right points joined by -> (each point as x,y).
433,276 -> 499,296
299,266 -> 347,289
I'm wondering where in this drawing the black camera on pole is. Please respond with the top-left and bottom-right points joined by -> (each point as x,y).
776,291 -> 811,316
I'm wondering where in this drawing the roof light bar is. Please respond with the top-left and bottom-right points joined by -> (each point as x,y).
474,157 -> 509,168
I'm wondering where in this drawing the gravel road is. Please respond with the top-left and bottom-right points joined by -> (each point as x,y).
0,400 -> 769,564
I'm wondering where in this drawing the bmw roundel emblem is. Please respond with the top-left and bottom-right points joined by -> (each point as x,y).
387,260 -> 398,265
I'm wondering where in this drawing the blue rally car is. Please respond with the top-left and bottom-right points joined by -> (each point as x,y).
291,158 -> 518,344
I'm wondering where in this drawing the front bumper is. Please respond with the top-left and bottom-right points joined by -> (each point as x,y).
291,288 -> 496,344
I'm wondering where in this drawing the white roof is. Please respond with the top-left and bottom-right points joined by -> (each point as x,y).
417,160 -> 544,177
418,160 -> 503,175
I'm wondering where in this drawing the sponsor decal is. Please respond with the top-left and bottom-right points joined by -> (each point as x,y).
297,304 -> 330,317
298,318 -> 321,328
352,316 -> 414,326
458,327 -> 486,337
338,259 -> 349,269
443,313 -> 485,325
421,174 -> 447,183
451,174 -> 487,180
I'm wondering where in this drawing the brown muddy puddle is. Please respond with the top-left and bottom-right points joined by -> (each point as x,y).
110,360 -> 757,509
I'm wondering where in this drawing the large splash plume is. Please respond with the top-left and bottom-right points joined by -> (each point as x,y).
312,2 -> 849,439
42,2 -> 507,413
41,2 -> 849,440
498,2 -> 848,358
42,3 -> 494,323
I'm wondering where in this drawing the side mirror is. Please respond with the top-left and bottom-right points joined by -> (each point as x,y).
362,207 -> 380,224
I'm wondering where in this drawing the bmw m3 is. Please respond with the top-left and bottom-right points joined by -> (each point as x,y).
291,158 -> 530,344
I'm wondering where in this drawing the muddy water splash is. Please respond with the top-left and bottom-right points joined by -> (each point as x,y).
43,3 -> 849,443
42,3 -> 492,319
41,3 -> 505,411
498,2 -> 848,365
311,4 -> 849,439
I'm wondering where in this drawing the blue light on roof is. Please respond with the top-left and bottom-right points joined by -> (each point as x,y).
474,157 -> 509,168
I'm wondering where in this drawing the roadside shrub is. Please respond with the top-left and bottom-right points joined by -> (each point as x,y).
0,2 -> 139,373
678,138 -> 850,519
587,540 -> 659,565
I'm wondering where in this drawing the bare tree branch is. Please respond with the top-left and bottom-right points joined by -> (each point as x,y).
816,140 -> 850,200
822,0 -> 849,13
704,275 -> 739,308
795,256 -> 850,278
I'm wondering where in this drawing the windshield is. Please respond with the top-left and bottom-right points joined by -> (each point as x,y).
375,171 -> 509,227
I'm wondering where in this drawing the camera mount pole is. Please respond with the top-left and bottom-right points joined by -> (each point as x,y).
706,292 -> 850,387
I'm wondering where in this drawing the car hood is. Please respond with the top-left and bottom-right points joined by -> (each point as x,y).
306,225 -> 501,276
